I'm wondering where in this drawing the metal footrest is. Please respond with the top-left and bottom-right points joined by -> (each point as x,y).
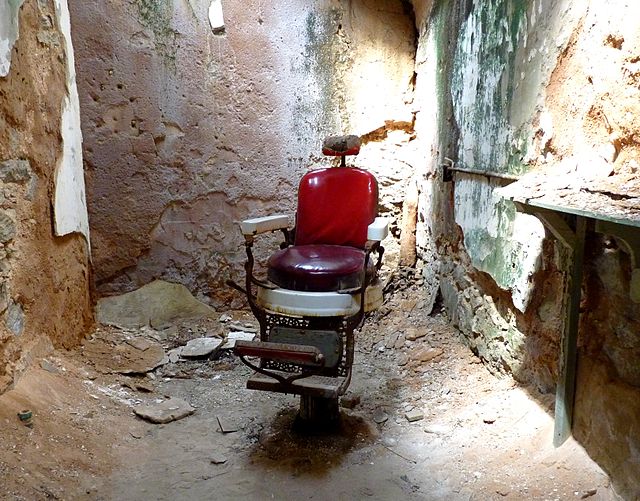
234,340 -> 324,366
246,370 -> 348,399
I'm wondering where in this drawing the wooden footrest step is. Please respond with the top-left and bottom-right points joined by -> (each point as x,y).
246,370 -> 347,399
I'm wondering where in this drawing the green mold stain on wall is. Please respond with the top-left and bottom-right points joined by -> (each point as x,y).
134,0 -> 177,68
452,0 -> 530,175
424,0 -> 545,312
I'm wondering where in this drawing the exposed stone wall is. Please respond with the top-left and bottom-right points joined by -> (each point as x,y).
70,0 -> 418,306
411,0 -> 640,495
0,0 -> 92,392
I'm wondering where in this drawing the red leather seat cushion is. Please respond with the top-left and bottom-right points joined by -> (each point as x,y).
267,245 -> 374,292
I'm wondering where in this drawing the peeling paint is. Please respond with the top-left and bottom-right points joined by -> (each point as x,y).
452,0 -> 528,175
0,0 -> 25,77
52,0 -> 90,245
445,0 -> 583,311
454,176 -> 545,311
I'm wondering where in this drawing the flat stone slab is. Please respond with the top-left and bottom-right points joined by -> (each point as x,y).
181,337 -> 223,358
134,398 -> 195,424
216,415 -> 239,433
405,409 -> 424,422
96,280 -> 215,329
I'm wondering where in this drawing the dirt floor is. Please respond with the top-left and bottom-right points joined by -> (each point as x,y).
0,279 -> 616,500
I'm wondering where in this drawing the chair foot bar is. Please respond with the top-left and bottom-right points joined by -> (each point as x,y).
234,340 -> 325,366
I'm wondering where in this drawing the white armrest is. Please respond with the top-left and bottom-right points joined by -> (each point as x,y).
240,215 -> 290,236
367,217 -> 389,241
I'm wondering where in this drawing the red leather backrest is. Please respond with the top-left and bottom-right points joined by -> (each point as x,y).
294,167 -> 378,248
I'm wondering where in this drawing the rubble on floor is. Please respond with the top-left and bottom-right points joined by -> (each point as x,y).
96,279 -> 216,328
0,269 -> 620,499
134,397 -> 195,424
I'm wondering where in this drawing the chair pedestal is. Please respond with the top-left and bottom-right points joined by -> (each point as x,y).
296,395 -> 340,431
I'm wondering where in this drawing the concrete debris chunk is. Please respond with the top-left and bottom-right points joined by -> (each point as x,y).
181,337 -> 223,358
134,397 -> 195,424
221,331 -> 255,350
219,313 -> 232,323
216,415 -> 239,433
6,301 -> 24,335
405,327 -> 426,341
125,337 -> 153,352
373,408 -> 389,424
122,379 -> 154,393
396,353 -> 409,367
340,394 -> 361,409
424,424 -> 450,435
115,342 -> 166,375
412,347 -> 444,363
167,347 -> 183,363
210,453 -> 228,465
405,409 -> 424,422
40,359 -> 59,373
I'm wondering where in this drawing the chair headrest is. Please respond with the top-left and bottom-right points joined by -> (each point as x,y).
322,135 -> 361,156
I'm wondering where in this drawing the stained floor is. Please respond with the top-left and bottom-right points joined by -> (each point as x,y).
0,278 -> 615,500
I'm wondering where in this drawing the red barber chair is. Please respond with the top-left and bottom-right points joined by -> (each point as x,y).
231,135 -> 388,427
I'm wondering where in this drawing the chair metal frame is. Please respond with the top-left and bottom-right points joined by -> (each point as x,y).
229,135 -> 388,424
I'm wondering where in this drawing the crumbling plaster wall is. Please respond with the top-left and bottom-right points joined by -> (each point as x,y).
0,0 -> 93,392
411,0 -> 640,495
70,0 -> 419,306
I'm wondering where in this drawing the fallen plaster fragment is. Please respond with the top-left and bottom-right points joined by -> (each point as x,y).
221,331 -> 255,350
210,454 -> 227,465
405,409 -> 424,422
373,408 -> 389,424
134,397 -> 195,424
96,279 -> 215,329
0,0 -> 25,77
228,321 -> 258,333
180,337 -> 223,358
423,424 -> 450,435
166,347 -> 183,363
